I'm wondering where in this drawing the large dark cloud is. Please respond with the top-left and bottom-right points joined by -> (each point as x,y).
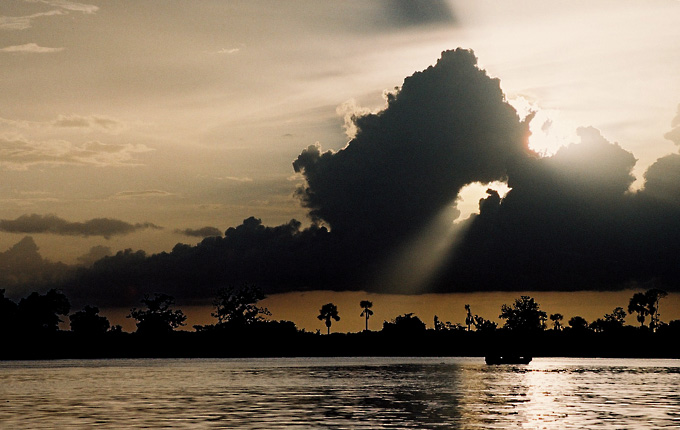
434,126 -> 680,292
8,49 -> 680,307
63,218 -> 335,306
293,49 -> 530,256
0,214 -> 162,238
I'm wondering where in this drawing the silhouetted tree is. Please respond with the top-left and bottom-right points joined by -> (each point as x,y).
645,289 -> 668,331
211,285 -> 271,327
0,289 -> 18,333
359,300 -> 373,331
590,306 -> 627,333
434,315 -> 465,332
128,293 -> 186,335
434,315 -> 442,331
464,304 -> 473,331
382,313 -> 426,335
549,313 -> 563,331
628,292 -> 650,328
17,289 -> 70,333
603,306 -> 627,331
589,318 -> 607,333
317,303 -> 340,334
568,316 -> 589,331
472,315 -> 497,333
499,296 -> 547,331
70,305 -> 110,335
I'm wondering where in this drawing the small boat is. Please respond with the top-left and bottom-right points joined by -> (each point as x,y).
485,355 -> 532,365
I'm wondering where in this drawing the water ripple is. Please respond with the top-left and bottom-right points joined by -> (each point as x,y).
1,357 -> 678,429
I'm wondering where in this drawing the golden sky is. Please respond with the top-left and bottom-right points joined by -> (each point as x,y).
102,290 -> 680,334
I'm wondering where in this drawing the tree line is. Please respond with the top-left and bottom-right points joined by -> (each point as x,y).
1,286 -> 675,338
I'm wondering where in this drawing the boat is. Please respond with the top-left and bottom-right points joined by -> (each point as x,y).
485,355 -> 532,365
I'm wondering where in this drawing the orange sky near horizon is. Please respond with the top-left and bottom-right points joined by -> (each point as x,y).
100,290 -> 680,334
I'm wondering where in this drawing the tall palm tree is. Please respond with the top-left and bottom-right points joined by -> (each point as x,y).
360,300 -> 373,331
318,303 -> 340,334
645,289 -> 668,331
464,304 -> 473,331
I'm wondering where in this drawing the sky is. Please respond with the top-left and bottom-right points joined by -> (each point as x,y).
2,1 -> 680,332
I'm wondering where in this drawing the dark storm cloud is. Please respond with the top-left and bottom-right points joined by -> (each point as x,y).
293,48 -> 530,253
63,218 -> 335,306
434,124 -> 680,292
175,226 -> 223,238
0,214 -> 162,238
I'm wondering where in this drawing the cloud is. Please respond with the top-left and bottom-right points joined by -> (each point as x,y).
61,218 -> 332,306
434,122 -> 680,292
76,245 -> 112,267
0,10 -> 64,31
0,43 -> 64,53
0,137 -> 153,170
387,0 -> 456,28
52,114 -> 127,132
1,1 -> 97,31
0,236 -> 70,295
218,176 -> 253,183
112,190 -> 173,199
34,0 -> 99,14
664,104 -> 680,146
0,214 -> 162,238
1,113 -> 128,133
215,48 -> 240,55
293,49 -> 530,255
175,227 -> 223,238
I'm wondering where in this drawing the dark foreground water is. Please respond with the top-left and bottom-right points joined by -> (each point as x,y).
1,357 -> 678,429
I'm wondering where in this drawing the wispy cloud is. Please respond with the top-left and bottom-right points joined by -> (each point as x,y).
0,136 -> 154,170
0,10 -> 63,31
52,114 -> 127,132
1,1 -> 97,31
0,213 -> 161,238
219,176 -> 253,183
1,114 -> 128,133
216,47 -> 240,55
33,0 -> 99,14
0,43 -> 65,53
112,190 -> 173,199
175,226 -> 222,238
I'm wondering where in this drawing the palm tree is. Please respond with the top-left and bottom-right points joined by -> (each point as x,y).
645,289 -> 668,331
464,304 -> 473,331
318,303 -> 340,334
550,313 -> 563,331
360,300 -> 373,331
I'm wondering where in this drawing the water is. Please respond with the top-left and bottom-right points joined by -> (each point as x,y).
1,357 -> 678,429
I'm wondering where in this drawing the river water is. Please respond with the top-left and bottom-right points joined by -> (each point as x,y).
1,357 -> 678,429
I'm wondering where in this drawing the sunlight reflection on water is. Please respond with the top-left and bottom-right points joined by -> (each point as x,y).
1,357 -> 679,429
